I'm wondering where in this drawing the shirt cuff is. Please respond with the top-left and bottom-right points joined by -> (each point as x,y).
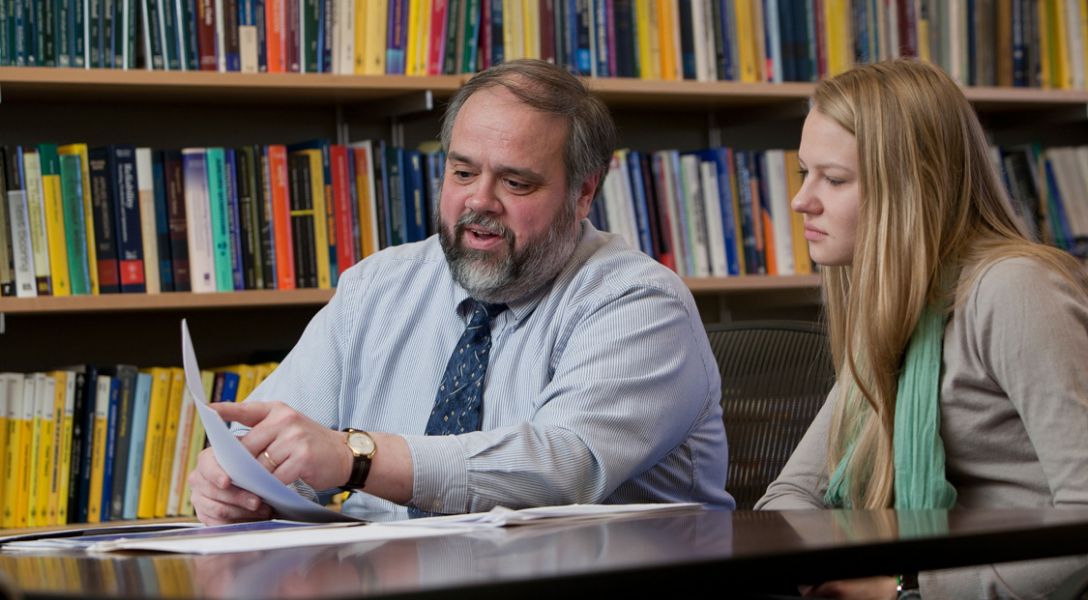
404,434 -> 470,514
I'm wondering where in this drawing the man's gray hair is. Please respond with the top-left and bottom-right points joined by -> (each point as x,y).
439,59 -> 617,198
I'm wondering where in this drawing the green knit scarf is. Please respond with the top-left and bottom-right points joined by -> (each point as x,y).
824,306 -> 958,509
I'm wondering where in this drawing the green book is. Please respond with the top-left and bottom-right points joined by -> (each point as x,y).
58,152 -> 92,295
205,147 -> 233,291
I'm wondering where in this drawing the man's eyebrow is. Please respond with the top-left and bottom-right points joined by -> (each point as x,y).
446,152 -> 546,185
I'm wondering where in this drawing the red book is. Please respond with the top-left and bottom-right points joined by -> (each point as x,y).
265,0 -> 286,72
540,0 -> 557,63
266,145 -> 296,290
329,145 -> 356,275
286,0 -> 301,72
198,0 -> 218,71
429,0 -> 449,75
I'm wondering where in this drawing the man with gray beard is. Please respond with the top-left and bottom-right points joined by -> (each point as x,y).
188,60 -> 734,524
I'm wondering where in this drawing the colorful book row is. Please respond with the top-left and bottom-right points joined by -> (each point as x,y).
1,1 -> 1085,90
596,147 -> 814,278
0,141 -> 444,297
0,362 -> 274,529
1000,144 -> 1088,258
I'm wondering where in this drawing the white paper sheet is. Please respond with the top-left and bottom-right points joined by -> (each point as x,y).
91,521 -> 471,554
394,502 -> 704,528
181,320 -> 361,523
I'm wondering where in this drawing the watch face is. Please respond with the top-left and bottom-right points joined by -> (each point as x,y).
348,431 -> 376,456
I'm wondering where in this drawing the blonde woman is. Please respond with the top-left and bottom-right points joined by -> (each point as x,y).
756,59 -> 1088,599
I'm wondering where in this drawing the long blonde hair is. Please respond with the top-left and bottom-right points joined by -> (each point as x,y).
816,59 -> 1087,508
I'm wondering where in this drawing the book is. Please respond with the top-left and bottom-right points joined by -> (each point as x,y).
206,147 -> 234,291
154,367 -> 186,517
121,371 -> 151,520
163,149 -> 191,291
53,370 -> 77,526
0,374 -> 10,527
137,367 -> 171,519
104,364 -> 138,521
182,148 -> 217,293
136,148 -> 161,293
86,374 -> 113,524
38,144 -> 71,297
151,150 -> 175,291
110,145 -> 147,294
4,149 -> 35,298
57,151 -> 93,295
88,146 -> 122,294
58,143 -> 100,295
21,149 -> 53,296
266,144 -> 295,289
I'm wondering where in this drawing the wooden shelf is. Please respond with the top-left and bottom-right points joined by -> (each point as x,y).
684,274 -> 821,294
0,288 -> 334,314
0,275 -> 821,314
3,67 -> 1086,112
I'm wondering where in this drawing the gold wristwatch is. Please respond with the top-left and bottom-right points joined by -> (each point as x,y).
341,428 -> 377,490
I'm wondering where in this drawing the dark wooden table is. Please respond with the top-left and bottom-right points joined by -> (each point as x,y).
2,507 -> 1088,599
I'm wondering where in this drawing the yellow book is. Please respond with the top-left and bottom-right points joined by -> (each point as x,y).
504,0 -> 522,61
1051,0 -> 1071,89
635,0 -> 655,79
137,367 -> 172,519
179,371 -> 214,517
405,0 -> 421,75
53,371 -> 76,526
40,163 -> 71,297
734,0 -> 758,82
34,374 -> 57,527
353,141 -> 379,258
302,149 -> 333,289
253,362 -> 279,389
824,0 -> 851,76
783,151 -> 812,276
25,375 -> 43,528
166,372 -> 196,516
656,0 -> 675,80
1081,0 -> 1088,89
523,0 -> 539,59
86,375 -> 112,524
224,364 -> 259,402
15,376 -> 34,529
154,368 -> 186,518
418,0 -> 433,75
353,0 -> 368,74
364,0 -> 388,74
0,374 -> 13,528
57,144 -> 99,295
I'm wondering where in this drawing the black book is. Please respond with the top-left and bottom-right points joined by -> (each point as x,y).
288,152 -> 317,288
103,364 -> 138,521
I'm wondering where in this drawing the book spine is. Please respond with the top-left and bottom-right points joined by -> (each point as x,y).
58,153 -> 92,295
205,147 -> 234,291
288,152 -> 317,288
151,151 -> 174,291
329,144 -> 354,277
236,146 -> 261,289
107,365 -> 137,520
224,148 -> 246,290
197,0 -> 217,69
136,148 -> 161,293
267,144 -> 295,289
112,146 -> 146,293
158,151 -> 189,291
21,150 -> 53,295
182,149 -> 216,293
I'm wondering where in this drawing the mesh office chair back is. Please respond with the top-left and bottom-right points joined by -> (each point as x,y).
706,321 -> 835,510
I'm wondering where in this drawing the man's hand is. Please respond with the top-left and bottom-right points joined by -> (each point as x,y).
212,401 -> 355,491
188,447 -> 273,525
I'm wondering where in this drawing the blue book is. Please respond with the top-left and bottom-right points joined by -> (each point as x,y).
161,0 -> 181,69
678,0 -> 695,79
110,145 -> 147,293
100,377 -> 121,522
253,0 -> 268,72
403,150 -> 427,243
205,147 -> 234,291
734,151 -> 762,275
625,151 -> 654,256
489,0 -> 503,66
122,372 -> 152,520
224,149 -> 246,290
594,0 -> 610,77
1044,157 -> 1073,252
320,0 -> 333,72
573,0 -> 592,75
386,0 -> 406,74
698,148 -> 741,276
152,151 -> 174,292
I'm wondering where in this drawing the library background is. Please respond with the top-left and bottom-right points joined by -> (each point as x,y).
0,0 -> 1086,534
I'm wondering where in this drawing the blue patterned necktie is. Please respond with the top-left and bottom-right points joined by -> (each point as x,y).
425,300 -> 507,435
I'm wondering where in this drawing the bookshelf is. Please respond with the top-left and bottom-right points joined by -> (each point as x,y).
1,67 -> 1087,373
